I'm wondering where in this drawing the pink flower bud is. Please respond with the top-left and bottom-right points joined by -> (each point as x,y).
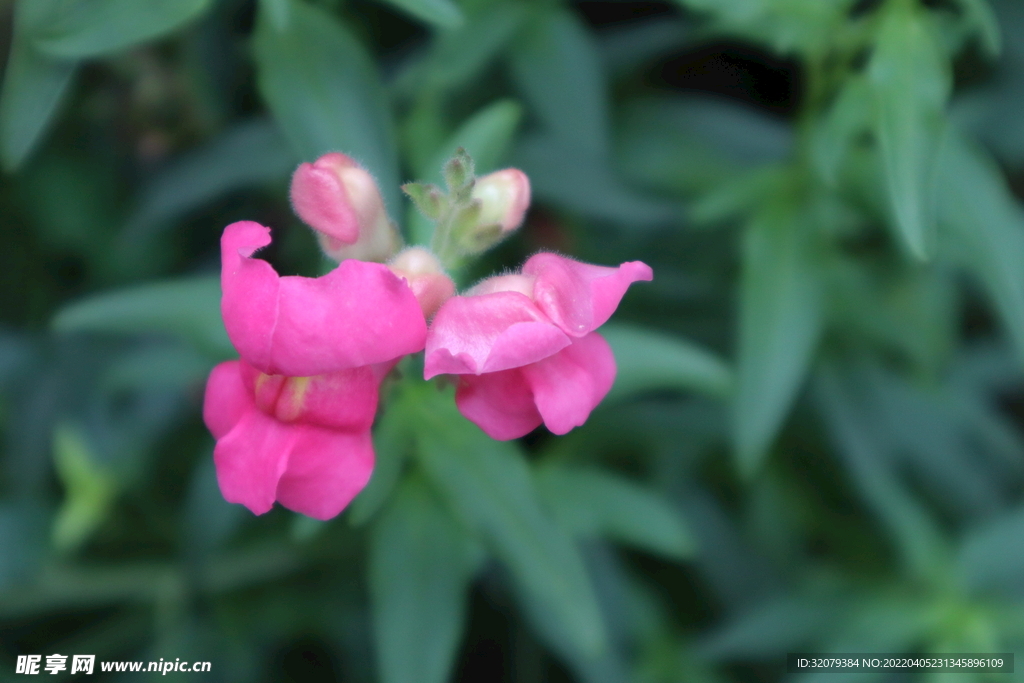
471,168 -> 531,233
290,152 -> 399,263
388,247 -> 456,319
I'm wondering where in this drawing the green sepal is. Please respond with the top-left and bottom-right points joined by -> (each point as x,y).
402,182 -> 447,221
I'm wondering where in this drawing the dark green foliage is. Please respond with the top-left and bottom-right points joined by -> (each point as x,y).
2,0 -> 1024,681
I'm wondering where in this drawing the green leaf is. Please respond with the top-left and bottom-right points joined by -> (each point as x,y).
814,363 -> 947,581
411,388 -> 607,656
375,0 -> 464,29
602,323 -> 732,402
0,2 -> 77,171
51,423 -> 117,553
349,398 -> 414,526
958,505 -> 1024,596
733,191 -> 822,475
810,76 -> 870,187
938,132 -> 1024,366
535,464 -> 696,561
51,276 -> 232,359
424,2 -> 528,91
867,1 -> 951,260
700,594 -> 838,659
370,475 -> 481,683
253,0 -> 399,213
508,7 -> 610,158
32,0 -> 213,58
125,118 -> 296,236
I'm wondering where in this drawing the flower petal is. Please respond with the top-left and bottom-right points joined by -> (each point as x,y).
522,332 -> 616,435
203,361 -> 253,440
424,291 -> 569,377
455,368 -> 543,440
274,427 -> 374,520
524,253 -> 653,336
213,407 -> 294,515
221,221 -> 427,376
290,154 -> 361,244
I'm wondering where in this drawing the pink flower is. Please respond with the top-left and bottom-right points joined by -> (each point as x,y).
205,221 -> 427,518
289,152 -> 399,262
424,253 -> 653,439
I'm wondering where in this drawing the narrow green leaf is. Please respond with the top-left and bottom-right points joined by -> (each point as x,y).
700,594 -> 838,659
375,0 -> 463,29
734,193 -> 821,475
0,4 -> 77,170
412,389 -> 607,656
867,1 -> 950,260
814,364 -> 947,580
349,398 -> 414,526
51,276 -> 232,359
125,118 -> 295,236
51,423 -> 116,553
535,464 -> 696,561
253,0 -> 399,213
508,7 -> 610,158
958,505 -> 1024,596
425,2 -> 527,91
938,132 -> 1024,366
370,476 -> 481,683
32,0 -> 213,58
601,323 -> 732,402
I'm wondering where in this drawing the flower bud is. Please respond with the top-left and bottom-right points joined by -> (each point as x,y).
290,152 -> 400,263
471,168 -> 531,233
388,247 -> 456,319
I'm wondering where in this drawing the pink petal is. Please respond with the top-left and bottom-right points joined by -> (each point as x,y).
221,221 -> 427,376
424,291 -> 570,378
290,155 -> 360,244
203,361 -> 253,439
274,426 -> 374,520
523,253 -> 653,337
455,368 -> 543,441
213,407 -> 295,515
240,361 -> 381,432
521,332 -> 616,435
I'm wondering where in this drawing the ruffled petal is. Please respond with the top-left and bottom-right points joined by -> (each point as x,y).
455,368 -> 543,440
221,221 -> 427,376
203,361 -> 253,440
524,253 -> 653,337
521,332 -> 616,435
213,407 -> 295,515
424,291 -> 570,378
274,427 -> 374,520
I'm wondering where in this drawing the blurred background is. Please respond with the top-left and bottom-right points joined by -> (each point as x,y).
2,0 -> 1024,680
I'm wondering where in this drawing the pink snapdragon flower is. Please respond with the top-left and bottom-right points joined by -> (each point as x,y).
204,221 -> 427,519
424,253 -> 653,439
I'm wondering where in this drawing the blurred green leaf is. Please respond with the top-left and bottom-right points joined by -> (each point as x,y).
182,453 -> 246,559
938,132 -> 1024,366
126,118 -> 295,236
349,396 -> 413,526
535,463 -> 695,561
370,475 -> 481,683
0,2 -> 77,171
513,133 -> 678,227
412,387 -> 607,656
700,593 -> 838,659
958,505 -> 1024,596
253,0 -> 400,212
376,0 -> 463,30
51,423 -> 116,553
101,342 -> 214,393
32,0 -> 213,58
810,76 -> 870,187
51,276 -> 232,359
867,1 -> 950,260
815,364 -> 947,580
602,323 -> 732,401
733,190 -> 822,475
508,7 -> 610,158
